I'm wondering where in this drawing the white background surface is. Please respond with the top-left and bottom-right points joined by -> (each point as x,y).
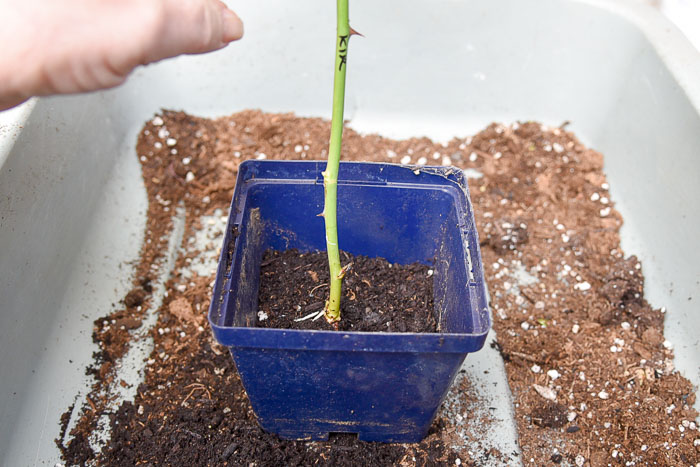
656,0 -> 700,50
1,1 -> 699,465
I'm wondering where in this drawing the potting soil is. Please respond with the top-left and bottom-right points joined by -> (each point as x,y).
56,110 -> 699,466
257,249 -> 438,333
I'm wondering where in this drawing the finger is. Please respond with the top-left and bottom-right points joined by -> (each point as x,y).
0,0 -> 245,109
219,1 -> 244,43
147,0 -> 244,61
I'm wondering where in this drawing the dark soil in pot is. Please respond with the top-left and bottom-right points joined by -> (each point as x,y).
257,249 -> 438,333
56,110 -> 699,466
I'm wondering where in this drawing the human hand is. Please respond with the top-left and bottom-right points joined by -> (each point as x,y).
0,0 -> 244,111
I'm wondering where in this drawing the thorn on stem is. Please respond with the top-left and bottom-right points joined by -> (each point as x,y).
349,26 -> 364,37
337,262 -> 353,280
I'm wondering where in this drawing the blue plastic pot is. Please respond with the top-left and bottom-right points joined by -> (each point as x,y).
208,160 -> 490,443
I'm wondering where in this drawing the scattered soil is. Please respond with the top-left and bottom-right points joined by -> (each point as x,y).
257,249 -> 437,333
56,110 -> 699,466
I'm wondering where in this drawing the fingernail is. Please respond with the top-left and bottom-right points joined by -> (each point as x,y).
222,8 -> 244,42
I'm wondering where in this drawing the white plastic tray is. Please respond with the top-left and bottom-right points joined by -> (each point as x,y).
1,0 -> 699,465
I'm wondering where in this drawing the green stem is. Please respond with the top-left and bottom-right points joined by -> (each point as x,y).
323,0 -> 350,324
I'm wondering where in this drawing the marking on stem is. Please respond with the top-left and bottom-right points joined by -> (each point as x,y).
338,34 -> 349,70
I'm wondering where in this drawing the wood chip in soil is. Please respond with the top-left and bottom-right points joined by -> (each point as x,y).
55,110 -> 699,466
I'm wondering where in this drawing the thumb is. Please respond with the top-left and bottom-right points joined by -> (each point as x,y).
147,0 -> 244,61
220,5 -> 244,43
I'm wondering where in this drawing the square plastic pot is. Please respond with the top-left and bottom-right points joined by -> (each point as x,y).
208,160 -> 491,443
